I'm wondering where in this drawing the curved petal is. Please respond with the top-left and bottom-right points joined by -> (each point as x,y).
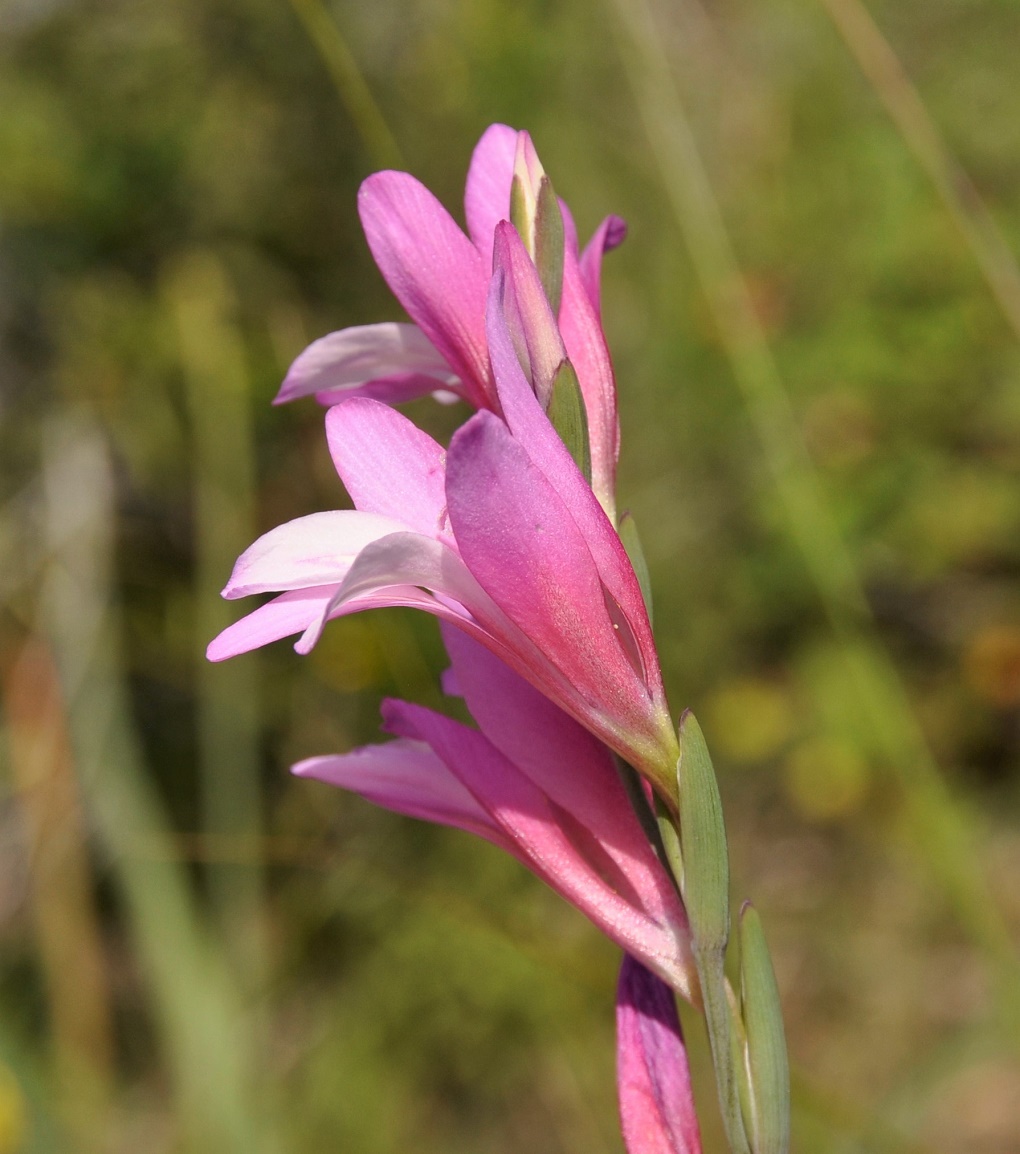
208,584 -> 340,661
293,739 -> 511,849
222,511 -> 408,598
579,213 -> 628,318
326,399 -> 450,543
295,531 -> 520,662
446,412 -> 670,772
386,700 -> 692,989
274,322 -> 459,405
617,956 -> 702,1154
358,172 -> 492,408
463,122 -> 519,261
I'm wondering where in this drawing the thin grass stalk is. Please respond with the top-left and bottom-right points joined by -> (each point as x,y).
168,252 -> 268,994
39,412 -> 269,1153
608,0 -> 1020,1021
286,0 -> 403,169
822,0 -> 1020,346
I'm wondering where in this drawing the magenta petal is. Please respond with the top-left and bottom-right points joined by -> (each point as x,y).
579,214 -> 628,318
463,122 -> 519,261
358,172 -> 491,408
617,956 -> 703,1154
325,399 -> 450,542
274,322 -> 459,406
293,740 -> 510,848
222,511 -> 408,598
485,266 -> 660,697
446,412 -> 659,757
207,585 -> 339,661
385,700 -> 689,982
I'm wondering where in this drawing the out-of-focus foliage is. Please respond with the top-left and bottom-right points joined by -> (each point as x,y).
0,0 -> 1018,1150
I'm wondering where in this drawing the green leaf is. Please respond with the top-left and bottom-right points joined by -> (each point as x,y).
737,904 -> 790,1154
676,709 -> 729,953
618,511 -> 653,625
547,360 -> 592,485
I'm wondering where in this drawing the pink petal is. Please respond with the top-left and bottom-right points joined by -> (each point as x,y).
207,585 -> 340,661
491,222 -> 568,407
295,530 -> 525,664
441,627 -> 694,993
579,214 -> 628,318
463,122 -> 519,260
325,399 -> 450,543
617,956 -> 703,1154
222,511 -> 409,598
274,322 -> 460,406
445,410 -> 660,761
485,267 -> 661,702
385,699 -> 691,986
293,739 -> 511,849
560,235 -> 620,514
358,172 -> 492,409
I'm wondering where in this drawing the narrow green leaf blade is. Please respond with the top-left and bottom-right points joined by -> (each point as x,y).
738,903 -> 790,1154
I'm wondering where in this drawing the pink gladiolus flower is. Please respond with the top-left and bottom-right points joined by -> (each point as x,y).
209,230 -> 681,795
274,123 -> 626,515
294,627 -> 696,998
617,954 -> 703,1154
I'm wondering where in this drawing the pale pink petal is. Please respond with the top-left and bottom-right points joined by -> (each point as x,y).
579,214 -> 627,318
463,122 -> 519,260
385,700 -> 691,988
617,956 -> 702,1154
274,323 -> 460,406
293,740 -> 512,849
325,399 -> 450,542
294,531 -> 524,666
207,585 -> 339,661
358,172 -> 492,408
222,511 -> 408,598
445,412 -> 667,765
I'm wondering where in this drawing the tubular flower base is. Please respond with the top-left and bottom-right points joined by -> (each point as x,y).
296,628 -> 696,999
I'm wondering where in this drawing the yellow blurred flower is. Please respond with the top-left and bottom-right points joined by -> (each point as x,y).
702,678 -> 795,764
782,737 -> 870,822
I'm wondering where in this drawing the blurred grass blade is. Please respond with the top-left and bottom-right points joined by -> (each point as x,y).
168,252 -> 267,992
39,413 -> 270,1154
0,637 -> 113,1148
822,0 -> 1020,346
287,0 -> 403,169
609,0 -> 1020,1017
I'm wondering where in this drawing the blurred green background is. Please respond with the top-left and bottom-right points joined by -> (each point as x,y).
1,0 -> 1018,1150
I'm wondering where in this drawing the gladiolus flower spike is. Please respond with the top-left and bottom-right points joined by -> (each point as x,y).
209,124 -> 791,1154
210,200 -> 681,800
